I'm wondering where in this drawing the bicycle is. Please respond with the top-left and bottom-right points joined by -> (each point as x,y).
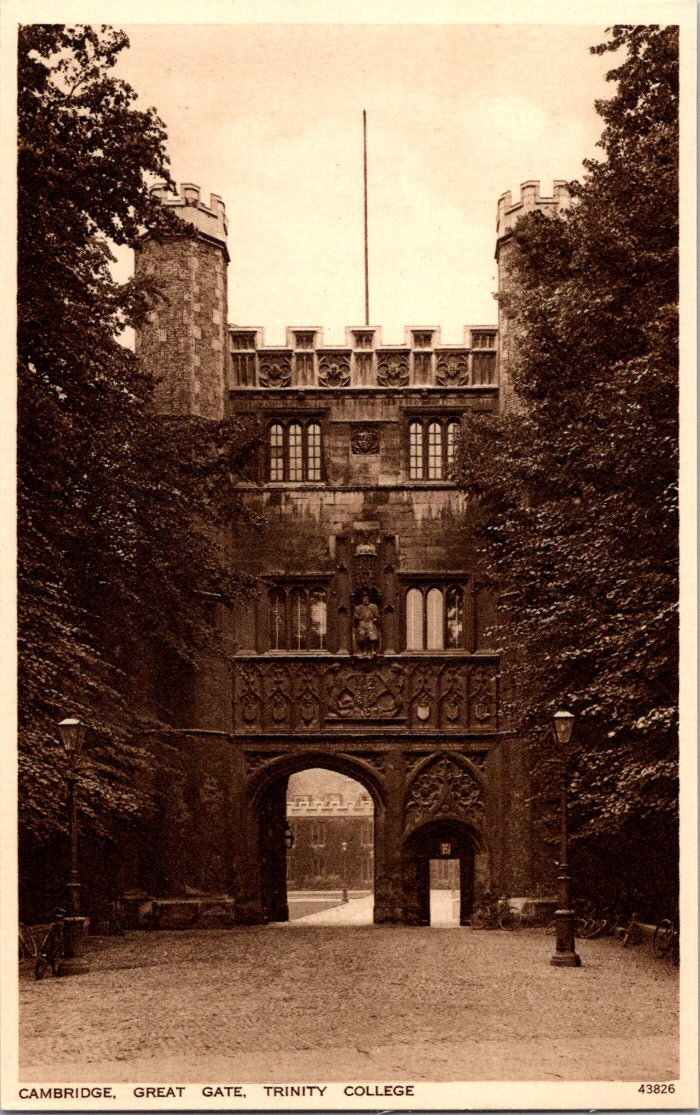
18,923 -> 38,960
471,893 -> 522,931
652,917 -> 679,965
621,910 -> 643,947
35,909 -> 66,979
544,911 -> 588,937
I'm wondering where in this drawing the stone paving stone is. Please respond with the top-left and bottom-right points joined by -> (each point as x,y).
19,926 -> 678,1083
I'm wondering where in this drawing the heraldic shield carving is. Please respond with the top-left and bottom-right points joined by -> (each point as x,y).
324,662 -> 407,720
404,755 -> 484,832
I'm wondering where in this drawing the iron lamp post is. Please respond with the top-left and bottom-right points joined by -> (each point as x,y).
550,710 -> 581,967
341,839 -> 348,903
57,717 -> 90,975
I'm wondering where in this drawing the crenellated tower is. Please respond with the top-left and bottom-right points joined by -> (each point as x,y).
495,180 -> 570,412
135,182 -> 229,420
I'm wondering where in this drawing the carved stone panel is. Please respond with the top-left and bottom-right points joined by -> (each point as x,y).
436,351 -> 470,387
289,665 -> 321,730
230,352 -> 256,386
323,662 -> 407,721
351,427 -> 379,454
404,755 -> 484,832
352,751 -> 391,779
439,664 -> 467,728
232,658 -> 497,734
412,351 -> 433,384
412,331 -> 434,349
409,664 -> 439,728
294,352 -> 315,384
293,331 -> 316,350
353,330 -> 374,349
258,352 -> 292,388
263,664 -> 292,728
467,664 -> 498,728
377,351 -> 410,388
318,352 -> 351,388
354,352 -> 374,383
235,664 -> 263,730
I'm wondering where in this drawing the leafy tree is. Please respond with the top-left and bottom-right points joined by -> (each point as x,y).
18,26 -> 258,841
453,25 -> 679,856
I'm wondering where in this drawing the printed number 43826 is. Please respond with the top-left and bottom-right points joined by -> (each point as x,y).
638,1084 -> 675,1093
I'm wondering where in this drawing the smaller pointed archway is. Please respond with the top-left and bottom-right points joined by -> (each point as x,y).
402,818 -> 480,926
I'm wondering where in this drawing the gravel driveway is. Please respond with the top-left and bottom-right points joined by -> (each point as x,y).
19,925 -> 678,1083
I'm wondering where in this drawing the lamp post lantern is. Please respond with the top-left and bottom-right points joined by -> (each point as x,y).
550,710 -> 581,967
57,717 -> 89,975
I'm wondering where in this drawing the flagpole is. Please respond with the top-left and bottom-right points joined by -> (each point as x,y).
363,109 -> 369,327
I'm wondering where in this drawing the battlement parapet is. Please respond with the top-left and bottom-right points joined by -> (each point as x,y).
149,181 -> 228,245
227,324 -> 498,390
496,179 -> 570,241
287,793 -> 373,816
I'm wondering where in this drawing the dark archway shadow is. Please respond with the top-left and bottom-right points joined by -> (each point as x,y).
402,818 -> 482,926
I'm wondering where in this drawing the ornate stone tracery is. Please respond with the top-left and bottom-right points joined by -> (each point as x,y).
324,662 -> 407,720
233,658 -> 498,732
318,352 -> 351,387
436,351 -> 470,387
376,351 -> 410,388
258,352 -> 292,388
237,664 -> 263,728
264,664 -> 292,725
404,755 -> 484,831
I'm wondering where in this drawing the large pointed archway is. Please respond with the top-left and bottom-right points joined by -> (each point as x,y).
234,750 -> 387,925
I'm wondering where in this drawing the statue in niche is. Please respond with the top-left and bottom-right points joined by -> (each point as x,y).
353,589 -> 380,657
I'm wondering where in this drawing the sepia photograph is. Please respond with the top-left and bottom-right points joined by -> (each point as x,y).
1,1 -> 696,1110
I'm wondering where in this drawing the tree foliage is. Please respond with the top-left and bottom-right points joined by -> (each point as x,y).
18,26 -> 259,839
453,25 -> 679,840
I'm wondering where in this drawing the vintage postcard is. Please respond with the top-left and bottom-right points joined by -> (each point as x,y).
1,0 -> 697,1111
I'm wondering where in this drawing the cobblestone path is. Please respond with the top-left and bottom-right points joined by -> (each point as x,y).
18,926 -> 678,1083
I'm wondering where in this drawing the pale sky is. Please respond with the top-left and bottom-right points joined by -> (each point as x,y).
114,23 -> 613,346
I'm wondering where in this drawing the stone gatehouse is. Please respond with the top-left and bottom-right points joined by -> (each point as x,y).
134,178 -> 570,924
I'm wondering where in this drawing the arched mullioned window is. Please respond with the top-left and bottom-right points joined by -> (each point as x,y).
307,423 -> 321,481
267,420 -> 324,482
406,588 -> 424,650
269,588 -> 287,649
269,424 -> 285,481
404,584 -> 466,650
268,585 -> 327,650
288,424 -> 303,481
408,417 -> 461,480
409,421 -> 424,480
445,420 -> 459,468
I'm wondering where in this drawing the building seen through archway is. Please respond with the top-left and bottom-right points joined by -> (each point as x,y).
286,770 -> 374,893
